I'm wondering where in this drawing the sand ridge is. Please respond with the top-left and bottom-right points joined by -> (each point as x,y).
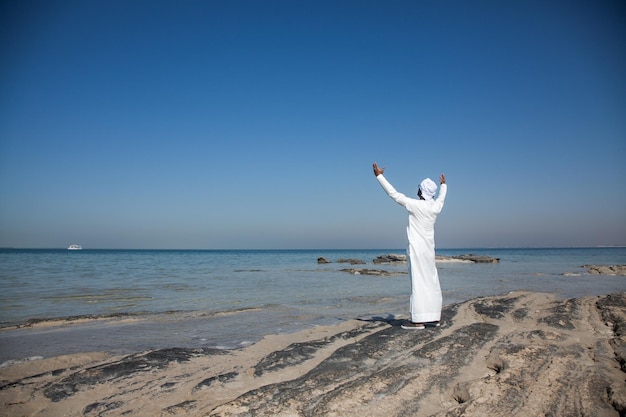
1,291 -> 625,416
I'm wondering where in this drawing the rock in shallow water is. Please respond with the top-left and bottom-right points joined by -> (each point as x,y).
583,264 -> 626,276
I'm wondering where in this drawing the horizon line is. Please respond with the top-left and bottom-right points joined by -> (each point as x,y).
2,246 -> 625,251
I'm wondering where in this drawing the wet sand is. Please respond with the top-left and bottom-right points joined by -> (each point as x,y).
1,291 -> 625,416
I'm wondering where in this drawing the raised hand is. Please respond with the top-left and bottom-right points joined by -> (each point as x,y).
373,162 -> 385,177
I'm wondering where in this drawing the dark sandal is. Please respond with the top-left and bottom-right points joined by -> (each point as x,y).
401,321 -> 425,330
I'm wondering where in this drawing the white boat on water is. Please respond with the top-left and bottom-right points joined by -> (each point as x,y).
68,245 -> 82,250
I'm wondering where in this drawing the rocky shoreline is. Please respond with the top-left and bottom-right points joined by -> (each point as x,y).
583,264 -> 626,276
319,254 -> 626,278
318,253 -> 501,264
1,291 -> 625,416
318,253 -> 504,276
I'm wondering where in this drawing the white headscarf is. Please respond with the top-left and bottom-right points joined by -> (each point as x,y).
419,178 -> 438,200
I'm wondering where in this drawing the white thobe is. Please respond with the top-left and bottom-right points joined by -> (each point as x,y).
376,174 -> 447,323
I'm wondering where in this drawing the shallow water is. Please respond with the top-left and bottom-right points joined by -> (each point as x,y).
1,248 -> 624,363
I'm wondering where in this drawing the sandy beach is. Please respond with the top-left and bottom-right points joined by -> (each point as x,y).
1,290 -> 625,416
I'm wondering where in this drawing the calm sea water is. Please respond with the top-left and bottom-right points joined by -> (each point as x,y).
1,248 -> 625,363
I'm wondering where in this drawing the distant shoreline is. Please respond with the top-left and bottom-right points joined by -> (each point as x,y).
2,246 -> 626,251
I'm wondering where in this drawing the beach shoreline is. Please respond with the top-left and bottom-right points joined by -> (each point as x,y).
2,290 -> 625,416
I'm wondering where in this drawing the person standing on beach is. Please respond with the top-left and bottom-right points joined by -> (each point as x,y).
372,163 -> 447,329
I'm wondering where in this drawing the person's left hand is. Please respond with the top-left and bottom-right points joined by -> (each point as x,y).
373,162 -> 385,176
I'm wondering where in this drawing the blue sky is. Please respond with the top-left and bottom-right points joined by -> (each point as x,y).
1,0 -> 624,249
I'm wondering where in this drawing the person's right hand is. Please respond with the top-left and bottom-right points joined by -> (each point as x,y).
439,174 -> 446,184
373,162 -> 385,176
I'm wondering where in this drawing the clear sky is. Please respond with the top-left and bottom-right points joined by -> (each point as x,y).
1,0 -> 625,249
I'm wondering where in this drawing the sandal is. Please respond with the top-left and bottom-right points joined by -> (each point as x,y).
401,321 -> 425,330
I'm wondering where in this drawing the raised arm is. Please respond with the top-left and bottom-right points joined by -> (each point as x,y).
433,174 -> 447,213
373,162 -> 409,207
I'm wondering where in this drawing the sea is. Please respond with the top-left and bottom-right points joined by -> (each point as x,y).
1,247 -> 625,365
